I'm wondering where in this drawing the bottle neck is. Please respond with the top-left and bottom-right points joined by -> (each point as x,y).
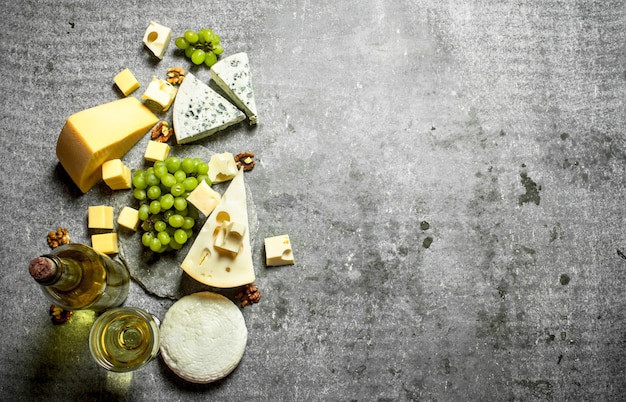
39,254 -> 83,291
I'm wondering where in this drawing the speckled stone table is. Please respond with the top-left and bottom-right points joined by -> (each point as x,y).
2,1 -> 625,400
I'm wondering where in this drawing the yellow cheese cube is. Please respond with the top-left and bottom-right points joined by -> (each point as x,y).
102,159 -> 132,190
117,206 -> 140,231
113,68 -> 140,96
91,233 -> 119,254
186,180 -> 221,216
143,21 -> 171,60
56,97 -> 159,193
144,140 -> 170,162
142,77 -> 177,111
264,235 -> 295,266
88,206 -> 114,230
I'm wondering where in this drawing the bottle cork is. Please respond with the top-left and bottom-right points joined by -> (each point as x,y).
29,257 -> 57,283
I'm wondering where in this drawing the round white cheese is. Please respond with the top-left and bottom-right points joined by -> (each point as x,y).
159,291 -> 247,383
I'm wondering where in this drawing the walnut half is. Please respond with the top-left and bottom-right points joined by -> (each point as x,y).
47,227 -> 70,249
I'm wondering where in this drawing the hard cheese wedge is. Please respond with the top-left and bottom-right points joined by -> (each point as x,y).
173,72 -> 245,144
181,169 -> 254,288
56,97 -> 158,193
210,52 -> 258,125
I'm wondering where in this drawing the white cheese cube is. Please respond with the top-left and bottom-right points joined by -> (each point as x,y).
186,180 -> 221,216
265,235 -> 295,266
143,21 -> 171,60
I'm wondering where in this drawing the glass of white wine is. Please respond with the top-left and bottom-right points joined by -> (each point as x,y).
89,307 -> 160,372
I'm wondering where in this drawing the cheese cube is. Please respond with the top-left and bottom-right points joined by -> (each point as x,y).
143,21 -> 171,59
88,206 -> 114,230
264,235 -> 295,266
113,68 -> 140,96
208,152 -> 238,184
142,77 -> 177,111
117,206 -> 140,231
186,180 -> 221,216
91,233 -> 119,254
56,97 -> 159,193
102,159 -> 132,190
144,140 -> 170,162
214,221 -> 246,256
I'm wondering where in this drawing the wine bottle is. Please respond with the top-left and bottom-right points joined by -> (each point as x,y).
28,243 -> 130,312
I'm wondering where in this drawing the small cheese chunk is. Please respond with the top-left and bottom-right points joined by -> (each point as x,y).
91,233 -> 119,254
186,180 -> 220,216
143,21 -> 171,60
264,235 -> 295,266
173,72 -> 245,144
102,159 -> 131,190
117,206 -> 140,231
144,140 -> 170,162
210,52 -> 258,125
208,152 -> 238,184
214,221 -> 246,256
113,68 -> 140,96
56,97 -> 158,193
88,206 -> 114,230
181,169 -> 254,288
142,76 -> 177,112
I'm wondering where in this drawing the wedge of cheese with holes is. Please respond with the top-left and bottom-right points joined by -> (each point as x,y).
173,72 -> 245,144
210,52 -> 258,125
56,97 -> 158,193
181,168 -> 254,288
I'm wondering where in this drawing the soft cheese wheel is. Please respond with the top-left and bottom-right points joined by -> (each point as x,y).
159,292 -> 247,383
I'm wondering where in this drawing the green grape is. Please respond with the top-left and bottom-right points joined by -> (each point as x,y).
197,29 -> 208,43
154,220 -> 167,232
157,231 -> 171,246
174,197 -> 187,211
196,174 -> 210,185
184,30 -> 199,44
161,173 -> 176,188
174,229 -> 188,244
168,214 -> 184,228
154,164 -> 168,178
160,193 -> 174,210
174,170 -> 187,182
165,156 -> 181,173
183,177 -> 198,191
211,34 -> 220,45
212,44 -> 224,55
191,49 -> 206,65
146,172 -> 160,186
149,237 -> 162,252
185,46 -> 195,58
171,183 -> 185,197
138,204 -> 150,221
184,228 -> 194,239
147,185 -> 162,200
142,232 -> 154,247
175,37 -> 189,49
204,51 -> 217,67
201,29 -> 214,43
149,200 -> 161,215
177,207 -> 188,217
196,161 -> 209,175
132,174 -> 147,190
181,157 -> 197,174
187,207 -> 200,220
169,239 -> 183,250
182,216 -> 195,230
133,168 -> 145,177
133,188 -> 146,201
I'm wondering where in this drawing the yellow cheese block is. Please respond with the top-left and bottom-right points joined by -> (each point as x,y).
56,97 -> 158,193
91,233 -> 119,254
88,205 -> 114,230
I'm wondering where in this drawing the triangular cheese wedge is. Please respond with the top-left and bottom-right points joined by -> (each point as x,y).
210,52 -> 258,125
181,169 -> 255,288
173,72 -> 245,144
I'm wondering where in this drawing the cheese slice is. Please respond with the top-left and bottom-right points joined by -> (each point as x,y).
181,169 -> 254,288
56,97 -> 158,193
173,72 -> 245,144
210,52 -> 258,125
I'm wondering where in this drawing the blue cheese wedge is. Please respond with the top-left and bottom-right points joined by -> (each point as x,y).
180,169 -> 254,288
173,72 -> 245,144
210,52 -> 258,125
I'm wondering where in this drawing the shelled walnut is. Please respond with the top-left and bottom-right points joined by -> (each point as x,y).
235,283 -> 261,308
47,227 -> 70,249
49,304 -> 72,325
166,67 -> 185,85
234,152 -> 255,171
151,121 -> 174,143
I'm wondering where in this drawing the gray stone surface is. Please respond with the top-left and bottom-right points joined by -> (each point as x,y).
2,0 -> 626,400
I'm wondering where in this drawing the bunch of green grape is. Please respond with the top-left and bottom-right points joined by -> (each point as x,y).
174,29 -> 224,67
132,156 -> 211,253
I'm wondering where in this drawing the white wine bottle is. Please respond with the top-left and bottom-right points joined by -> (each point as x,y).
28,243 -> 130,312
